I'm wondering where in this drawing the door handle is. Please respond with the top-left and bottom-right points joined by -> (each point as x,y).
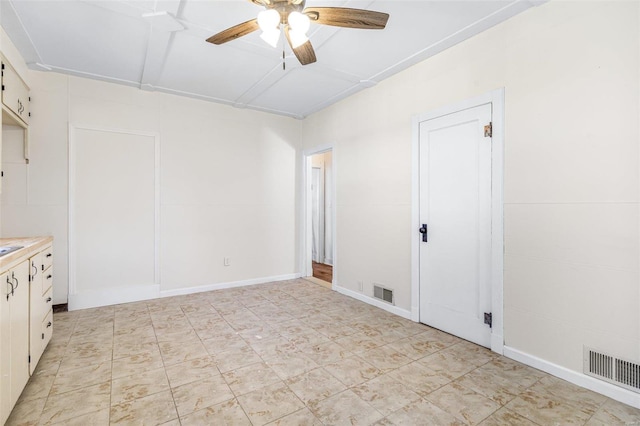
419,224 -> 428,242
11,272 -> 18,292
6,275 -> 12,300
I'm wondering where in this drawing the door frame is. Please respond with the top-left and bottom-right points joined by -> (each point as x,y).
300,144 -> 336,286
411,89 -> 505,354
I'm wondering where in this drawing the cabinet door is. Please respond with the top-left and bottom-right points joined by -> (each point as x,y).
0,271 -> 11,425
1,60 -> 30,125
9,261 -> 29,408
29,252 -> 44,375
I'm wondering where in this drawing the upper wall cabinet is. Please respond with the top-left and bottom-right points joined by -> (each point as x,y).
1,55 -> 30,127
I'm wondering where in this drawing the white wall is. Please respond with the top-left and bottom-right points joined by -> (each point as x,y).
1,71 -> 302,305
302,0 -> 639,378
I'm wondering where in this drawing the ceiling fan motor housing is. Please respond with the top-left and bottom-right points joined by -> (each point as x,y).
254,0 -> 306,23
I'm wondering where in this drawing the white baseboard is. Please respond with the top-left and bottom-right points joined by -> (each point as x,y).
68,285 -> 160,311
67,273 -> 303,310
159,273 -> 302,298
333,284 -> 412,320
503,346 -> 640,409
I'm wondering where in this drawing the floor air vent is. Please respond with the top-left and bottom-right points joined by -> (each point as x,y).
373,284 -> 394,304
584,347 -> 640,393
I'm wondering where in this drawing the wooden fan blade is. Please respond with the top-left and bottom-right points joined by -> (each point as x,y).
303,7 -> 389,29
206,19 -> 259,45
285,26 -> 317,65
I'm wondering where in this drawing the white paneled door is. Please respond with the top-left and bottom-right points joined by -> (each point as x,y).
69,127 -> 159,310
419,103 -> 493,348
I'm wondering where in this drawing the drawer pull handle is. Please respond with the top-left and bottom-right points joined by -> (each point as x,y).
46,322 -> 52,328
47,275 -> 52,279
46,253 -> 52,258
42,333 -> 44,339
46,297 -> 52,303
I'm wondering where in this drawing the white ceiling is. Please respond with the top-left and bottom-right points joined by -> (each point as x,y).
1,0 -> 538,119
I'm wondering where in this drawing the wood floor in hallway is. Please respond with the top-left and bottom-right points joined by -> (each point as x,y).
312,261 -> 332,283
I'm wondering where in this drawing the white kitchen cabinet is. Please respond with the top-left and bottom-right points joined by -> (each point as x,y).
0,271 -> 10,425
0,260 -> 30,425
29,245 -> 53,375
0,238 -> 52,425
1,57 -> 29,126
0,54 -> 30,197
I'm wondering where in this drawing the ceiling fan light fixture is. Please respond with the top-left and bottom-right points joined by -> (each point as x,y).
287,11 -> 310,33
206,1 -> 390,66
260,28 -> 281,48
257,9 -> 280,32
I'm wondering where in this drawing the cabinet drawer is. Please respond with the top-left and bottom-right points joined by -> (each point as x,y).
42,247 -> 53,272
41,310 -> 53,348
42,287 -> 53,315
42,267 -> 53,295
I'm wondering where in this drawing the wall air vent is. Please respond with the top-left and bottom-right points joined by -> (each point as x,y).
584,347 -> 640,393
373,284 -> 394,304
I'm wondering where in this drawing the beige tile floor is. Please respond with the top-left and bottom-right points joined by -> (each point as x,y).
6,279 -> 640,426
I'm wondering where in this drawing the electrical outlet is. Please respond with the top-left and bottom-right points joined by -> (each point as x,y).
358,281 -> 363,292
224,257 -> 230,266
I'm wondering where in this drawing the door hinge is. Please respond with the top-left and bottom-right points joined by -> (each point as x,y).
484,312 -> 492,328
484,122 -> 492,138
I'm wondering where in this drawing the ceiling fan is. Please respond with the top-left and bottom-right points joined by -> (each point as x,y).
206,0 -> 389,66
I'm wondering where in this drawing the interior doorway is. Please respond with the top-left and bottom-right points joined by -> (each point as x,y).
304,149 -> 334,286
411,89 -> 504,354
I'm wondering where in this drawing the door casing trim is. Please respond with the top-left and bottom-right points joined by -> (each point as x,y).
300,144 -> 336,288
411,88 -> 505,354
